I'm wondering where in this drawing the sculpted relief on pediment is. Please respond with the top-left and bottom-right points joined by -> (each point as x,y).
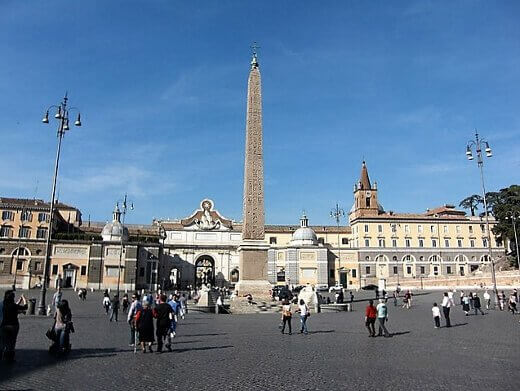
181,199 -> 233,231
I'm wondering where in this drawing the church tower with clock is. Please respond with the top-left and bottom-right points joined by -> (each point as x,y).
349,161 -> 382,219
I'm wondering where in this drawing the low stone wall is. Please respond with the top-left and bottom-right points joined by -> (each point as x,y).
388,272 -> 520,290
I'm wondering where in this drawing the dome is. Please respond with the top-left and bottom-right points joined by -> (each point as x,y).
101,204 -> 129,242
291,214 -> 318,246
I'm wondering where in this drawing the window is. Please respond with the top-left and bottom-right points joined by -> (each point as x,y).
419,256 -> 424,261
430,225 -> 436,233
35,262 -> 41,271
318,237 -> 325,245
469,225 -> 473,234
0,226 -> 12,238
269,237 -> 277,244
444,239 -> 450,248
480,224 -> 485,232
391,224 -> 397,233
52,265 -> 58,275
1,211 -> 14,220
378,224 -> 383,233
366,197 -> 371,207
405,239 -> 411,247
365,256 -> 371,261
342,238 -> 349,245
482,238 -> 488,247
393,266 -> 398,275
80,265 -> 87,275
392,239 -> 397,247
404,255 -> 411,262
432,239 -> 437,248
406,266 -> 412,274
470,239 -> 475,248
364,224 -> 369,233
460,266 -> 465,276
365,266 -> 371,275
36,227 -> 48,239
447,266 -> 452,274
105,266 -> 119,277
19,226 -> 31,238
433,266 -> 439,276
351,269 -> 357,278
418,225 -> 423,233
456,225 -> 461,234
378,239 -> 385,247
392,255 -> 398,261
431,255 -> 438,262
276,268 -> 286,282
419,239 -> 424,248
365,239 -> 370,247
443,225 -> 448,234
404,225 -> 410,233
420,266 -> 425,275
20,210 -> 32,222
16,260 -> 24,271
457,239 -> 462,248
38,212 -> 49,222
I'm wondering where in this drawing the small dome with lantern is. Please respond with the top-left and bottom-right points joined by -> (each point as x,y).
101,204 -> 129,242
291,214 -> 318,246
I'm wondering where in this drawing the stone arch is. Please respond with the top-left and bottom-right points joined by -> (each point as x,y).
428,254 -> 442,263
401,254 -> 416,262
454,254 -> 468,263
375,254 -> 389,263
230,268 -> 240,283
194,254 -> 215,287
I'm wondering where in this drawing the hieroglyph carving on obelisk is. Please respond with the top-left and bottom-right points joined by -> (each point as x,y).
242,52 -> 265,240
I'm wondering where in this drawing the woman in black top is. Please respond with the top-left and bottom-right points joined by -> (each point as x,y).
1,290 -> 27,362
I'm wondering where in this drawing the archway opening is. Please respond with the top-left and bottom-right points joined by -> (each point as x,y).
195,255 -> 215,288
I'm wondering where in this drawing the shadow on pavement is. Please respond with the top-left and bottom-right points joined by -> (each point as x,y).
0,348 -> 120,385
180,333 -> 226,337
308,330 -> 335,334
173,345 -> 233,353
390,331 -> 411,337
446,322 -> 468,328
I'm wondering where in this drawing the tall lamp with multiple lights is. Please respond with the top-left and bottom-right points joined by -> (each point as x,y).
330,203 -> 345,286
116,194 -> 134,299
38,93 -> 81,315
466,129 -> 497,302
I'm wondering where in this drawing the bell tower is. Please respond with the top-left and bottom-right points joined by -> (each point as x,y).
350,161 -> 380,219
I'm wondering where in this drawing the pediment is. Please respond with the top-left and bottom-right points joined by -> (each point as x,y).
181,199 -> 233,231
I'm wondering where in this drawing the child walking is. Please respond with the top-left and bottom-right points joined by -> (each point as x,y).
432,302 -> 441,328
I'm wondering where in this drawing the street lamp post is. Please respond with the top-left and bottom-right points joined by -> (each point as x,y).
505,212 -> 520,270
466,129 -> 497,303
116,194 -> 134,298
37,93 -> 82,315
159,226 -> 167,290
330,203 -> 345,286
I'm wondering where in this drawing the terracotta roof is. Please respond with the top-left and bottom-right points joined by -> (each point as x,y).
425,205 -> 466,216
0,197 -> 78,211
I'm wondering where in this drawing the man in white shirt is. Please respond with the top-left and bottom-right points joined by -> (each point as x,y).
441,292 -> 454,327
376,299 -> 390,337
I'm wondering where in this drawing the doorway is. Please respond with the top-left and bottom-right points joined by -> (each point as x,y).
195,255 -> 215,287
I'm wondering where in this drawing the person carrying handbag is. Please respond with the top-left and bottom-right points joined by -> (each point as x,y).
298,299 -> 310,335
280,300 -> 292,335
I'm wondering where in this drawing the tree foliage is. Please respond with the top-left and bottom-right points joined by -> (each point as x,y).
459,194 -> 482,216
488,185 -> 520,267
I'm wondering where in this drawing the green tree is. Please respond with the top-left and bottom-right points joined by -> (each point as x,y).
459,194 -> 482,216
489,185 -> 520,267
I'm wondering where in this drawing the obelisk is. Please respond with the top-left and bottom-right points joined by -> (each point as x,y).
235,48 -> 271,298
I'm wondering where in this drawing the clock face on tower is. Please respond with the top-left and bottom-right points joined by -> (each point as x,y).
366,191 -> 372,197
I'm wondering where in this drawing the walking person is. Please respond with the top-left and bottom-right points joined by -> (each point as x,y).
462,294 -> 470,316
127,293 -> 142,347
473,293 -> 485,315
499,291 -> 506,311
102,294 -> 111,315
0,290 -> 27,363
392,290 -> 398,307
441,292 -> 454,327
460,290 -> 465,306
469,292 -> 475,310
483,290 -> 491,310
110,295 -> 120,322
52,287 -> 62,314
52,299 -> 73,354
135,300 -> 154,353
167,295 -> 180,343
432,302 -> 441,328
179,294 -> 187,319
280,300 -> 292,335
153,294 -> 173,353
508,293 -> 517,314
122,293 -> 129,313
365,299 -> 377,337
298,299 -> 310,335
376,299 -> 390,337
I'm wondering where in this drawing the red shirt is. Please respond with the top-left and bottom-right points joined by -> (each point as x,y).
365,305 -> 377,319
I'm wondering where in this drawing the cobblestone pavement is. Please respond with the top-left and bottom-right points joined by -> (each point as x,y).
0,289 -> 519,390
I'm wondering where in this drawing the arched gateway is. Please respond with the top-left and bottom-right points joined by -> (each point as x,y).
195,255 -> 215,287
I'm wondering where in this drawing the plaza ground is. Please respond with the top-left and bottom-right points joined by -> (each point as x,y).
0,289 -> 519,391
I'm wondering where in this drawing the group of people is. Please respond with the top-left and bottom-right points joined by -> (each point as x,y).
127,292 -> 184,353
280,299 -> 311,335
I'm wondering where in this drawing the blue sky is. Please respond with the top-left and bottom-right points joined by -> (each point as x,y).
1,1 -> 519,225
